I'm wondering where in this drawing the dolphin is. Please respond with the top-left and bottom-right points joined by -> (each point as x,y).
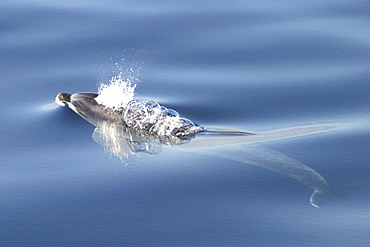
56,92 -> 333,207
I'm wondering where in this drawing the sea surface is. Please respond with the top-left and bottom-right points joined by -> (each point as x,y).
1,1 -> 370,246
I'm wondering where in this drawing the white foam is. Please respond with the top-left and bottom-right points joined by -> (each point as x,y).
95,71 -> 137,112
122,99 -> 198,143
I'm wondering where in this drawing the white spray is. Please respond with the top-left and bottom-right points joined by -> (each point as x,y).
95,68 -> 138,112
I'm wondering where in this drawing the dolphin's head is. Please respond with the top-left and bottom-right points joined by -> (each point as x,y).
55,92 -> 71,106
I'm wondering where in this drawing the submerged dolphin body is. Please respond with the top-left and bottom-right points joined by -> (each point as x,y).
56,92 -> 331,207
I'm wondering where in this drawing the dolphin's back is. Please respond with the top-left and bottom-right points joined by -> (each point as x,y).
68,93 -> 122,126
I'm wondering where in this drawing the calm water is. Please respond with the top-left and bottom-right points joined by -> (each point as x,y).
1,1 -> 370,246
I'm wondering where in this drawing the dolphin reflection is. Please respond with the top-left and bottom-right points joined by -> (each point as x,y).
56,92 -> 335,208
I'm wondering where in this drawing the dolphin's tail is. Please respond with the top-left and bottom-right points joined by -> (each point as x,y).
309,189 -> 329,208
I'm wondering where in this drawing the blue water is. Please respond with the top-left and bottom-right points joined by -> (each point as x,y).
1,1 -> 370,246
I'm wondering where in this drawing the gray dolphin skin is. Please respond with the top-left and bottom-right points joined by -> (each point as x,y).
56,92 -> 122,125
56,92 -> 331,207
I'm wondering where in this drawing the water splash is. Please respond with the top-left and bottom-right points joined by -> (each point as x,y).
94,67 -> 200,146
95,71 -> 137,112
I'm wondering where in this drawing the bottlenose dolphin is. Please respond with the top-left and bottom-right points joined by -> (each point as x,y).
56,92 -> 333,207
